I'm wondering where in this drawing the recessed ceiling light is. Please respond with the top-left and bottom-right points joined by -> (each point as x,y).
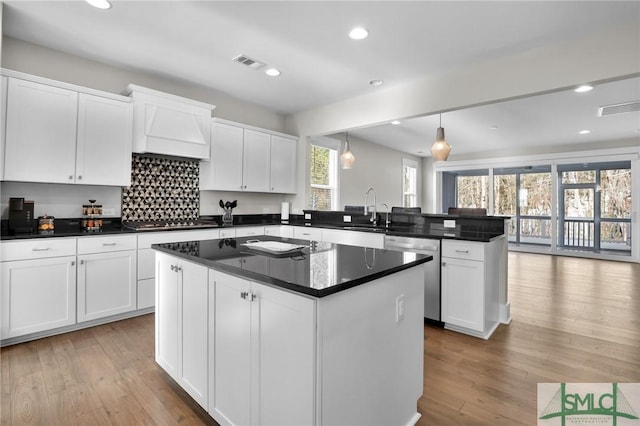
349,27 -> 369,40
391,120 -> 401,125
489,126 -> 499,130
265,68 -> 281,77
86,0 -> 111,9
578,129 -> 591,134
369,79 -> 383,86
574,85 -> 594,93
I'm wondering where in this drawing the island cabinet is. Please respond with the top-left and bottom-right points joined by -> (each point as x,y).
154,238 -> 428,426
209,270 -> 315,426
441,238 -> 501,339
155,253 -> 209,408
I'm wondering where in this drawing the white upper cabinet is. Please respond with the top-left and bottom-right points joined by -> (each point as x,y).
200,118 -> 298,194
76,93 -> 133,186
270,135 -> 297,193
201,121 -> 244,191
124,84 -> 214,160
4,78 -> 79,184
242,128 -> 271,192
1,76 -> 8,181
2,71 -> 133,186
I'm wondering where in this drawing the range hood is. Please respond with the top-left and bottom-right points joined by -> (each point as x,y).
123,84 -> 215,160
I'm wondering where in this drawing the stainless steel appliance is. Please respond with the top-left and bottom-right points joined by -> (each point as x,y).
122,220 -> 219,231
385,235 -> 441,323
9,197 -> 35,234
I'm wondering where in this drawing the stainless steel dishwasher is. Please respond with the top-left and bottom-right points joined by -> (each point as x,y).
384,235 -> 441,323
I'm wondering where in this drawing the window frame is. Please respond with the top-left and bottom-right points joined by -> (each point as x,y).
402,158 -> 418,208
309,137 -> 341,211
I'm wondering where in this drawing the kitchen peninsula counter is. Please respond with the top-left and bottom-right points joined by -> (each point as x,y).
153,236 -> 430,425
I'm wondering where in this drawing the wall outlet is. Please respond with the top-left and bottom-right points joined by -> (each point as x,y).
444,219 -> 456,228
305,213 -> 311,220
395,294 -> 405,323
103,208 -> 115,217
343,215 -> 352,223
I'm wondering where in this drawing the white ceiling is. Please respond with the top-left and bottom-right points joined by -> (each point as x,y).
2,1 -> 639,157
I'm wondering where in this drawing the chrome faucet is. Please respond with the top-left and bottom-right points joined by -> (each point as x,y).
364,187 -> 377,226
381,203 -> 390,228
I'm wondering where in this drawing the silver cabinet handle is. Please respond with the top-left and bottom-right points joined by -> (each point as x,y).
80,260 -> 85,265
455,249 -> 470,254
170,265 -> 176,272
102,242 -> 117,246
78,175 -> 82,180
32,247 -> 50,251
240,291 -> 249,299
71,261 -> 75,266
442,262 -> 446,267
69,175 -> 73,180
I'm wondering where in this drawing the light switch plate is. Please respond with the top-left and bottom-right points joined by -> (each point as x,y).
305,213 -> 312,220
444,219 -> 456,228
343,215 -> 352,223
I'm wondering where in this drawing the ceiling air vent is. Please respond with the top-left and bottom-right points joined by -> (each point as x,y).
232,54 -> 265,70
597,101 -> 640,117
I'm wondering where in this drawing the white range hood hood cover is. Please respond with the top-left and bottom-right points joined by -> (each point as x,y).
123,84 -> 215,160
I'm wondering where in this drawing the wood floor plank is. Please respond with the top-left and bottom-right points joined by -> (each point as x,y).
10,371 -> 54,425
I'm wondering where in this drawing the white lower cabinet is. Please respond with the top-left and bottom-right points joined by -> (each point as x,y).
77,250 -> 137,322
77,234 -> 137,322
156,253 -> 209,408
1,256 -> 77,339
209,270 -> 315,426
441,239 -> 500,339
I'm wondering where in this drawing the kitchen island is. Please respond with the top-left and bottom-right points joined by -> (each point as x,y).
152,236 -> 432,426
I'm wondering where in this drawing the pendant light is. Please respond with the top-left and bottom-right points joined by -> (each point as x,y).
340,131 -> 356,169
430,114 -> 451,162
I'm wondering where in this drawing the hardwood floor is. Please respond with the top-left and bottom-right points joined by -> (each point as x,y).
1,252 -> 639,425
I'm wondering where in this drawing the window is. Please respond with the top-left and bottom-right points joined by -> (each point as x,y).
558,161 -> 631,252
456,170 -> 489,209
402,159 -> 418,207
494,166 -> 552,245
309,144 -> 338,210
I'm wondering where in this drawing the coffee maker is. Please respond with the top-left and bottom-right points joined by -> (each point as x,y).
9,198 -> 35,234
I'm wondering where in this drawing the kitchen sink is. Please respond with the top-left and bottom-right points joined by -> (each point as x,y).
342,226 -> 387,233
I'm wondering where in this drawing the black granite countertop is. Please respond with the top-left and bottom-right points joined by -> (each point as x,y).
152,236 -> 432,298
1,215 -> 505,242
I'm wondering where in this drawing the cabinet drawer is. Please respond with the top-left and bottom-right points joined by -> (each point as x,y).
235,226 -> 264,237
293,227 -> 322,241
1,238 -> 76,262
219,228 -> 236,238
442,240 -> 485,261
78,234 -> 137,254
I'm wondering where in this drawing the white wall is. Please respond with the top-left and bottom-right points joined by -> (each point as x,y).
332,133 -> 422,211
1,182 -> 121,219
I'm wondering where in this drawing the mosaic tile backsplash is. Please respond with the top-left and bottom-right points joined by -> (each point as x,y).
122,154 -> 200,221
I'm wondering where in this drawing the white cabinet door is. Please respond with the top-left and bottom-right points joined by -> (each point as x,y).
441,256 -> 484,332
1,76 -> 7,180
209,270 -> 315,426
156,253 -> 180,379
77,250 -> 137,322
4,78 -> 78,183
210,271 -> 252,426
1,256 -> 77,339
201,121 -> 244,191
179,259 -> 209,407
254,282 -> 315,426
270,135 -> 297,193
76,94 -> 133,186
242,129 -> 271,192
156,254 -> 209,407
